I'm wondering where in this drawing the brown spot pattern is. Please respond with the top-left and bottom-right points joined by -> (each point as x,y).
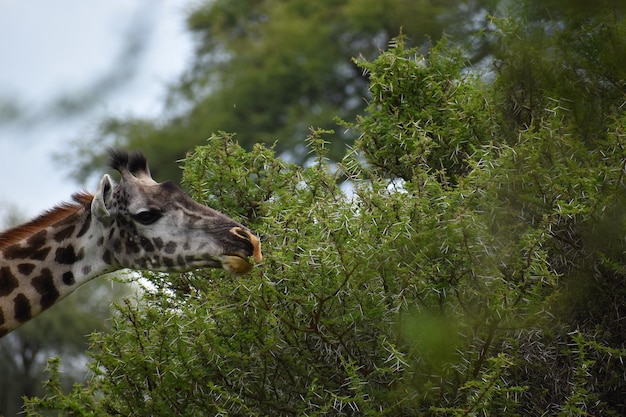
14,293 -> 32,322
76,212 -> 91,238
62,271 -> 75,285
17,263 -> 35,276
4,243 -> 50,261
53,225 -> 75,242
55,245 -> 77,264
102,250 -> 112,265
0,267 -> 18,296
164,242 -> 177,254
32,268 -> 59,309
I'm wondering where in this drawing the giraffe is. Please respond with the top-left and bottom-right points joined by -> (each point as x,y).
0,149 -> 262,337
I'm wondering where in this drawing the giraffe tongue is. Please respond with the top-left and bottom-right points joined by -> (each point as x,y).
220,255 -> 254,275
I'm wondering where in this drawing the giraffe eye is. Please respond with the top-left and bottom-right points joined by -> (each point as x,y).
133,210 -> 163,225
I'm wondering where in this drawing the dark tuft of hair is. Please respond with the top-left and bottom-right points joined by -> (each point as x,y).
107,148 -> 149,175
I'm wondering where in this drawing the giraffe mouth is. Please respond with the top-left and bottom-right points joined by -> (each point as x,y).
219,254 -> 255,274
219,227 -> 263,274
230,227 -> 263,264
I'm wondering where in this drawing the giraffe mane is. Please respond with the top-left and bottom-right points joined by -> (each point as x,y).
0,192 -> 94,250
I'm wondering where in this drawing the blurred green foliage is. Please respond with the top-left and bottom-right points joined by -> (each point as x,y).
60,0 -> 496,184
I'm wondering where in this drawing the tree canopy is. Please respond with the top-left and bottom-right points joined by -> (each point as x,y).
61,0 -> 496,183
62,0 -> 626,185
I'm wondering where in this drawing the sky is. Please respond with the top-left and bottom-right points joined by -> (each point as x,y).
0,0 -> 192,222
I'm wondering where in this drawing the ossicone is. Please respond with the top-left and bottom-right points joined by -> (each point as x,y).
107,148 -> 151,177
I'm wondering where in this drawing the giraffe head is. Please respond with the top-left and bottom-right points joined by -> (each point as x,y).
92,149 -> 262,274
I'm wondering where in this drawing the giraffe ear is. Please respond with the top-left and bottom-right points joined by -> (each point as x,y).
92,174 -> 114,225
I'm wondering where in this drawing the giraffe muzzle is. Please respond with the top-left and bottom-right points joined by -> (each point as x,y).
220,227 -> 263,274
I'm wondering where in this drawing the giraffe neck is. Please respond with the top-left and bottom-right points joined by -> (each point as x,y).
0,193 -> 113,337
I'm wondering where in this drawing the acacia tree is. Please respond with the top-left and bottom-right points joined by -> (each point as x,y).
25,7 -> 626,410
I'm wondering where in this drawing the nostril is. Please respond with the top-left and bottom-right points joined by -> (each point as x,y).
230,227 -> 263,264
